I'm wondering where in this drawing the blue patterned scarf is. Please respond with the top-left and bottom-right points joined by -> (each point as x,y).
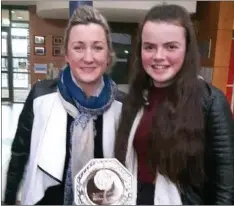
57,66 -> 117,205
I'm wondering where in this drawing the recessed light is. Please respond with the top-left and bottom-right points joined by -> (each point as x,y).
17,16 -> 23,19
11,10 -> 15,13
124,50 -> 129,54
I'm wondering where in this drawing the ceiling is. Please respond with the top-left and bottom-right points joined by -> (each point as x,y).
2,1 -> 36,6
2,0 -> 197,23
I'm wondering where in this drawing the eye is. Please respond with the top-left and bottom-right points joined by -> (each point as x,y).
74,45 -> 83,52
93,46 -> 103,51
166,44 -> 178,51
143,44 -> 154,51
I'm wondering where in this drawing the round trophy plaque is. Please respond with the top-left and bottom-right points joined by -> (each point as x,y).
74,158 -> 133,205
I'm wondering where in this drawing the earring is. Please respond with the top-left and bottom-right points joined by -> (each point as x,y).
142,89 -> 150,106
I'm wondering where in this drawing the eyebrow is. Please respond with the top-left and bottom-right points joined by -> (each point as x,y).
72,41 -> 105,44
143,41 -> 180,45
164,41 -> 181,45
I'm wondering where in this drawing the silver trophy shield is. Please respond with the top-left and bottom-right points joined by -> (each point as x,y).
74,158 -> 133,205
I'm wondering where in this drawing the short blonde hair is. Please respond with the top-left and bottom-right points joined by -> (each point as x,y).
64,5 -> 116,70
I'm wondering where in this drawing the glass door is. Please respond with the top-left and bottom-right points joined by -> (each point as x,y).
11,27 -> 30,102
1,27 -> 13,102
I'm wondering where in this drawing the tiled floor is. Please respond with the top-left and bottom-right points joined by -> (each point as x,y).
2,103 -> 24,200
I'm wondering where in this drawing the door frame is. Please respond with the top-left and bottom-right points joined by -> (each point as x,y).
2,6 -> 30,103
1,26 -> 13,102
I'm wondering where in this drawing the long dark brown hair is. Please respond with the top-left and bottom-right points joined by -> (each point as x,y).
115,4 -> 205,186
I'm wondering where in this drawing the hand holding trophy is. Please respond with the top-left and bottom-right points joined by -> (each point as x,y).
74,158 -> 133,205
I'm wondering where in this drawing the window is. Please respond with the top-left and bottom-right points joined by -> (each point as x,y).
111,33 -> 132,84
1,7 -> 30,102
11,10 -> 29,21
2,10 -> 10,26
11,28 -> 29,57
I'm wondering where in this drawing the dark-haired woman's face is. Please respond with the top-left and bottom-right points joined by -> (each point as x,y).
141,21 -> 186,87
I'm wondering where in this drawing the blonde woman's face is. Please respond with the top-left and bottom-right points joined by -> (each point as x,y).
66,23 -> 109,86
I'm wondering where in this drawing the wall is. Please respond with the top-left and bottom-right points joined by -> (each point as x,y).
29,6 -> 67,86
29,2 -> 234,95
196,1 -> 234,93
196,1 -> 219,67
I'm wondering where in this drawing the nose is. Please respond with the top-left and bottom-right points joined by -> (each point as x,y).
83,49 -> 94,63
153,48 -> 165,60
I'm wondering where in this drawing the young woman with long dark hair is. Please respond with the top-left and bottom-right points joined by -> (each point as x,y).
115,4 -> 234,205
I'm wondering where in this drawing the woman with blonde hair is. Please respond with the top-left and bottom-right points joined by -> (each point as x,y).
4,5 -> 124,205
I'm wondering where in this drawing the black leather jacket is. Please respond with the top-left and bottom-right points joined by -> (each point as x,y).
181,82 -> 234,204
4,80 -> 234,205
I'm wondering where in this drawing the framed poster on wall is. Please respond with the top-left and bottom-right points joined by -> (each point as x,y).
33,63 -> 47,74
34,35 -> 45,45
52,36 -> 63,45
34,46 -> 46,56
52,47 -> 63,56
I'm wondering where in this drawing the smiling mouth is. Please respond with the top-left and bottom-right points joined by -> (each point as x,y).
80,67 -> 96,72
151,65 -> 170,70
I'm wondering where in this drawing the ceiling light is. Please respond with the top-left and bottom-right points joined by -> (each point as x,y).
17,16 -> 23,19
124,50 -> 129,54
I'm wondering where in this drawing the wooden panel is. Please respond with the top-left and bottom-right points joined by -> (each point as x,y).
196,1 -> 220,31
196,1 -> 234,93
218,1 -> 234,30
196,1 -> 220,67
214,30 -> 233,67
212,66 -> 229,93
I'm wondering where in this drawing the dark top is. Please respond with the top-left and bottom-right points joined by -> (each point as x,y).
133,86 -> 170,205
133,86 -> 169,183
